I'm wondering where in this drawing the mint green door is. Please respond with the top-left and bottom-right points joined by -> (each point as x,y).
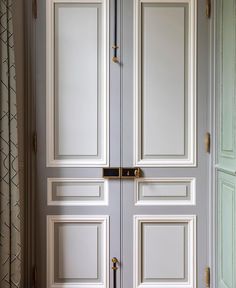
216,0 -> 236,287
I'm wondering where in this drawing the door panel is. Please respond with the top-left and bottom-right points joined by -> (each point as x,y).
217,0 -> 236,171
47,178 -> 109,206
47,215 -> 109,288
135,177 -> 196,206
134,0 -> 196,166
133,216 -> 196,288
36,0 -> 120,287
46,0 -> 109,166
122,0 -> 209,287
216,0 -> 236,287
217,172 -> 235,288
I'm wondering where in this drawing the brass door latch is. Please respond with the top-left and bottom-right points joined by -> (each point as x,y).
103,168 -> 142,179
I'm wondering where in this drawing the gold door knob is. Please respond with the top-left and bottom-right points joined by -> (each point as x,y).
112,257 -> 119,270
112,257 -> 118,264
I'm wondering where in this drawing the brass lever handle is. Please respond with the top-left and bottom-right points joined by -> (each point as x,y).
112,257 -> 118,288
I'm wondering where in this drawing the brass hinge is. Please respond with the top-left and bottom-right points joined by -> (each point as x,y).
204,132 -> 211,153
206,0 -> 211,18
205,267 -> 210,287
33,0 -> 37,19
33,266 -> 37,288
33,132 -> 37,153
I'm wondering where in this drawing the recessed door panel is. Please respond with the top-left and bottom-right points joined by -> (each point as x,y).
135,178 -> 196,205
143,225 -> 185,279
47,178 -> 108,206
46,0 -> 109,167
217,172 -> 235,288
134,0 -> 196,167
217,0 -> 236,170
47,216 -> 109,288
134,216 -> 196,288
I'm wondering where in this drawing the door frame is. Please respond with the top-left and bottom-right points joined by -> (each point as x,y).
23,0 -> 218,287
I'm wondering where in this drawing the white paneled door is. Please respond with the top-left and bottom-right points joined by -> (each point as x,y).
35,0 -> 210,287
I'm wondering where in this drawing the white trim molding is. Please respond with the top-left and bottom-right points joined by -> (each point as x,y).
133,215 -> 196,288
47,215 -> 109,288
135,177 -> 196,206
133,0 -> 197,167
47,178 -> 109,206
46,0 -> 109,167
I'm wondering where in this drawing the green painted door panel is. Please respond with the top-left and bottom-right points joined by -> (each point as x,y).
216,0 -> 236,287
217,0 -> 236,171
218,172 -> 235,288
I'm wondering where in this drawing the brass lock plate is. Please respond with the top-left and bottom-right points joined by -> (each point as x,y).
103,168 -> 121,178
103,168 -> 141,179
121,168 -> 141,178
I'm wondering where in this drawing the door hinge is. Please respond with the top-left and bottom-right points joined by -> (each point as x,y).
205,267 -> 210,287
206,0 -> 211,18
204,132 -> 211,153
33,0 -> 37,19
33,132 -> 37,153
32,266 -> 37,288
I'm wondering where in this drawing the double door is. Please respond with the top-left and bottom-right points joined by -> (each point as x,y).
35,0 -> 210,287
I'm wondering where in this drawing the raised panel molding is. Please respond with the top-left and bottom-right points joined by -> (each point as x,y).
217,0 -> 236,171
47,178 -> 108,206
46,0 -> 109,167
135,178 -> 196,206
134,0 -> 196,167
134,215 -> 196,288
218,172 -> 235,288
47,215 -> 109,288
